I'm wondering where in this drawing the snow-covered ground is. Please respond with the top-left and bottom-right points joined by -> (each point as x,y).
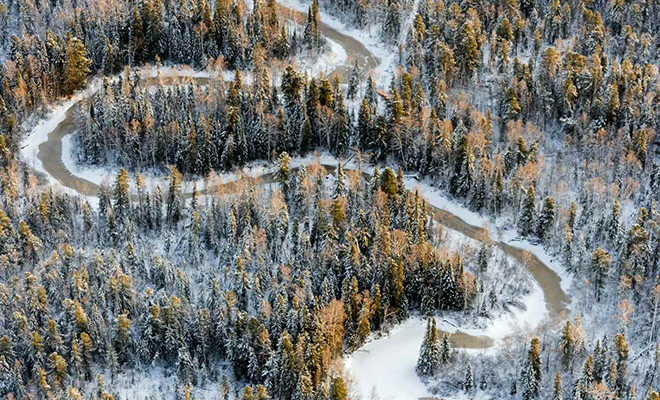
345,318 -> 437,400
406,180 -> 574,294
17,1 -> 575,396
285,18 -> 349,77
298,36 -> 348,76
345,271 -> 544,400
20,65 -> 214,183
280,0 -> 398,88
28,119 -> 572,399
346,316 -> 496,400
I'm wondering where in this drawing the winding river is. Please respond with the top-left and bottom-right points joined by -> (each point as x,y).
25,4 -> 570,398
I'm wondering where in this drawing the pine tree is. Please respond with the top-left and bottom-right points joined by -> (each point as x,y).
651,163 -> 660,200
64,34 -> 91,96
334,163 -> 346,199
220,375 -> 230,400
440,334 -> 451,364
380,167 -> 398,198
333,92 -> 350,157
275,26 -> 290,59
388,258 -> 405,310
301,118 -> 313,154
559,320 -> 574,369
493,168 -> 504,214
439,262 -> 460,311
502,86 -> 521,126
458,20 -> 480,80
478,244 -> 490,274
357,302 -> 371,346
304,0 -> 321,50
347,60 -> 360,100
281,66 -> 304,152
384,0 -> 401,42
330,377 -> 348,400
142,0 -> 164,59
593,339 -> 607,383
522,337 -> 542,400
319,79 -> 333,108
293,367 -> 313,400
561,203 -> 574,233
537,196 -> 555,239
358,97 -> 372,148
615,333 -> 629,396
464,363 -> 474,392
277,152 -> 292,202
416,318 -> 441,377
450,135 -> 474,198
166,167 -> 184,225
131,5 -> 145,63
591,248 -> 611,302
607,199 -> 622,247
365,76 -> 378,109
553,371 -> 563,400
580,355 -> 594,394
372,284 -> 383,330
113,168 -> 131,222
519,186 -> 536,236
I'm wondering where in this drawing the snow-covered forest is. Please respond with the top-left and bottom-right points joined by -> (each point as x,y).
0,0 -> 659,396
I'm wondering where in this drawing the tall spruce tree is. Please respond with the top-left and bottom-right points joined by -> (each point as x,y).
522,337 -> 542,400
416,318 -> 441,377
519,186 -> 536,236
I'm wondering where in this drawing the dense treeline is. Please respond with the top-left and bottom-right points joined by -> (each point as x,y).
75,65 -> 351,174
0,0 -> 326,159
1,0 -> 660,395
0,156 -> 518,398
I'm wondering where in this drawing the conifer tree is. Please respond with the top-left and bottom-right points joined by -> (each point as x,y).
519,186 -> 536,236
380,167 -> 398,198
502,86 -> 521,126
591,248 -> 611,302
357,302 -> 371,346
383,0 -> 401,42
615,333 -> 629,396
333,92 -> 350,157
568,202 -> 577,230
358,97 -> 372,148
458,21 -> 480,80
607,199 -> 622,247
113,168 -> 131,223
450,135 -> 474,198
330,377 -> 348,400
372,284 -> 383,330
553,371 -> 563,400
559,320 -> 574,369
537,196 -> 555,240
522,337 -> 542,400
464,363 -> 474,392
304,0 -> 321,50
166,167 -> 184,225
651,164 -> 660,200
64,34 -> 91,96
277,152 -> 292,202
347,60 -> 360,100
440,334 -> 451,364
416,318 -> 441,377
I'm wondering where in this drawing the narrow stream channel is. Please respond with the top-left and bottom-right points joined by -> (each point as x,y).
27,9 -> 569,398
